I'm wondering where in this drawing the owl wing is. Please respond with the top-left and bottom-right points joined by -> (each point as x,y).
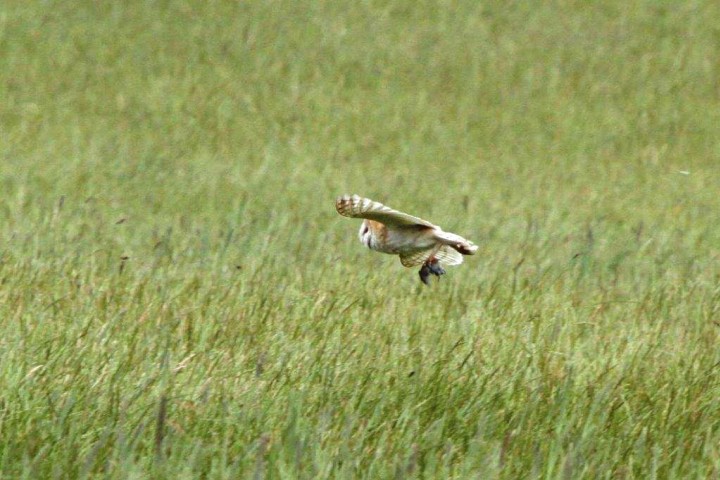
335,195 -> 436,228
399,246 -> 464,267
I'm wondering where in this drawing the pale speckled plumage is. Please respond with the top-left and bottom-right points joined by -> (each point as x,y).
335,195 -> 478,277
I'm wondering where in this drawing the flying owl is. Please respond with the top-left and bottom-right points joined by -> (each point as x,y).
335,194 -> 478,284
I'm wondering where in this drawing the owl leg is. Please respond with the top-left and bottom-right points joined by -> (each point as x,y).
419,258 -> 445,285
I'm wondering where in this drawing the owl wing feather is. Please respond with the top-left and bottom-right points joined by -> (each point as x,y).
399,246 -> 464,267
335,195 -> 436,228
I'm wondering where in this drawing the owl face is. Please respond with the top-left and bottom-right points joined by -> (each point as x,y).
358,220 -> 372,248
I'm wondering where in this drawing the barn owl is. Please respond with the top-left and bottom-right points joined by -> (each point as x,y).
336,195 -> 478,285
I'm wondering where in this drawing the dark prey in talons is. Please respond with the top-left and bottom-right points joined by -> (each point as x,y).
419,258 -> 446,285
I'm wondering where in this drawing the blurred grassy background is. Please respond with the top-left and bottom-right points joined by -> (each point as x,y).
1,0 -> 719,477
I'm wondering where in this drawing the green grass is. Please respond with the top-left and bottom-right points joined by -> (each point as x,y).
2,0 -> 720,477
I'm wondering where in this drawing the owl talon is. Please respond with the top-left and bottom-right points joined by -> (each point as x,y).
419,259 -> 445,285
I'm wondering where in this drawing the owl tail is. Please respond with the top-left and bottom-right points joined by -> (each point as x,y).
434,231 -> 478,255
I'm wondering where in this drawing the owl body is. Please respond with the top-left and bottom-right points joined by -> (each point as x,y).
337,195 -> 478,284
359,220 -> 437,255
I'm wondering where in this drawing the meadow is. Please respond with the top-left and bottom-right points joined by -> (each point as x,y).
1,0 -> 720,477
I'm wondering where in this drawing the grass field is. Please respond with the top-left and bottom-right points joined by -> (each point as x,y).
2,0 -> 720,477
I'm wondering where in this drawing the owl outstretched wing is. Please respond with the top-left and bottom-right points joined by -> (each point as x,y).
335,195 -> 436,228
